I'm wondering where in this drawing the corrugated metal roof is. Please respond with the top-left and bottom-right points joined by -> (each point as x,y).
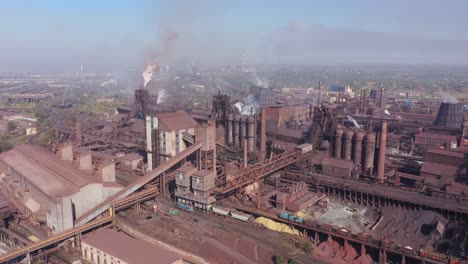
156,110 -> 198,131
82,228 -> 182,264
420,162 -> 458,178
0,145 -> 98,198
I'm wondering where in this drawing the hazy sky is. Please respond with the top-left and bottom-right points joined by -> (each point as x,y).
1,0 -> 468,72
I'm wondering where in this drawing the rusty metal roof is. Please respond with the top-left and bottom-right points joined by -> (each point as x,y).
322,157 -> 354,169
156,110 -> 198,131
0,145 -> 99,198
82,228 -> 182,264
420,162 -> 458,178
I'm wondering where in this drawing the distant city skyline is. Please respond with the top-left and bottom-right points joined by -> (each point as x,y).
1,0 -> 468,72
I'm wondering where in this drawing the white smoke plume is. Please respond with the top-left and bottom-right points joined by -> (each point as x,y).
384,109 -> 390,115
439,92 -> 459,104
346,115 -> 361,129
234,95 -> 260,116
142,63 -> 158,87
157,89 -> 167,104
252,73 -> 269,88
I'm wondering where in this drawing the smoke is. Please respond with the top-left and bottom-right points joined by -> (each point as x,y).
142,63 -> 158,87
346,115 -> 361,129
439,92 -> 459,103
384,109 -> 391,115
157,89 -> 167,104
234,95 -> 260,115
252,73 -> 269,88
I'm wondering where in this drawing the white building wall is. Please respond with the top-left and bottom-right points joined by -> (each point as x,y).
71,184 -> 104,219
82,242 -> 127,264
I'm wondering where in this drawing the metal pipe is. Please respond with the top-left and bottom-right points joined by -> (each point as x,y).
243,138 -> 248,168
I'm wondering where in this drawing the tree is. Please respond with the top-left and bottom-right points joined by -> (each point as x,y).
273,256 -> 286,264
7,121 -> 17,132
0,140 -> 13,153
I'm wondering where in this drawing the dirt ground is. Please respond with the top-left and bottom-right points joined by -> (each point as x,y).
117,198 -> 329,264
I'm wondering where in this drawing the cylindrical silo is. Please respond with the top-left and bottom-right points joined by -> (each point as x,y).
240,116 -> 247,150
363,133 -> 376,175
377,122 -> 387,184
343,130 -> 354,160
334,127 -> 344,159
247,116 -> 255,152
233,114 -> 240,148
227,113 -> 233,146
353,131 -> 365,170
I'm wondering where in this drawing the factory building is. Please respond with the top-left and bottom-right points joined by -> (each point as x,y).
146,110 -> 199,170
174,166 -> 216,210
82,228 -> 187,264
0,144 -> 123,234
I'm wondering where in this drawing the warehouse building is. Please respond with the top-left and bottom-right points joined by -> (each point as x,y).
0,144 -> 123,234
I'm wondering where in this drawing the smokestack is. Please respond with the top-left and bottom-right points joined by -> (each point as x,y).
227,114 -> 233,145
233,114 -> 240,148
334,127 -> 344,159
260,108 -> 267,161
360,90 -> 364,113
343,130 -> 354,160
353,131 -> 365,175
363,133 -> 376,175
377,121 -> 387,184
380,88 -> 385,110
318,80 -> 323,107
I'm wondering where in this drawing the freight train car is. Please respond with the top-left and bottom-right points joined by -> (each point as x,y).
175,203 -> 194,213
278,212 -> 304,224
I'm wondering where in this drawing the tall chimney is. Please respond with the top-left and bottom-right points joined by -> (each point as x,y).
260,108 -> 267,161
318,80 -> 323,107
380,88 -> 385,110
377,121 -> 387,184
233,114 -> 240,148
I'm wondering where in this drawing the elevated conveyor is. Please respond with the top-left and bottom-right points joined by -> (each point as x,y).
75,142 -> 202,226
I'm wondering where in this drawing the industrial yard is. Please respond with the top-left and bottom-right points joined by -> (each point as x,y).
0,2 -> 468,264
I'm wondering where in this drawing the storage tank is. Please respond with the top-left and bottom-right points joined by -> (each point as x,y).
334,127 -> 344,159
377,122 -> 387,184
233,114 -> 240,148
247,116 -> 255,152
353,131 -> 365,170
343,130 -> 354,160
240,116 -> 247,149
227,113 -> 233,145
363,133 -> 376,175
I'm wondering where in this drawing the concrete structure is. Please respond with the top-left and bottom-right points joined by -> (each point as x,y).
414,132 -> 458,149
146,110 -> 199,170
82,228 -> 186,264
250,85 -> 275,107
434,103 -> 463,128
119,153 -> 143,170
321,157 -> 354,178
247,116 -> 255,152
174,166 -> 215,210
0,145 -> 122,233
232,114 -> 240,148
